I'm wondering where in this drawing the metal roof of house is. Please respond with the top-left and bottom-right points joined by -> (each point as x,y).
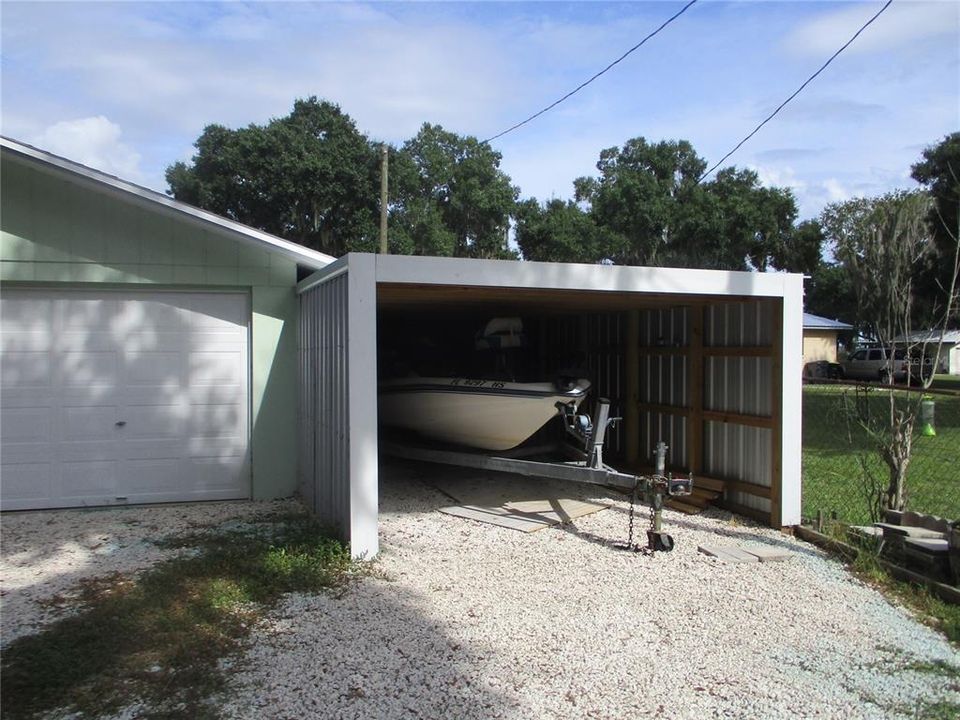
1,136 -> 336,270
803,313 -> 853,330
894,329 -> 960,344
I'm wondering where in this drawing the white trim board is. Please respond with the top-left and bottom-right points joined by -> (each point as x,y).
369,253 -> 800,298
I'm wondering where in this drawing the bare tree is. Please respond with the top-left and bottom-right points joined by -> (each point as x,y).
829,190 -> 959,515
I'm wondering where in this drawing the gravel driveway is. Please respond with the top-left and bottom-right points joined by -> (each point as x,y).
221,464 -> 959,720
0,498 -> 300,646
2,466 -> 958,719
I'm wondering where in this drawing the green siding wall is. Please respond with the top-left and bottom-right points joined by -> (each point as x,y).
0,157 -> 302,500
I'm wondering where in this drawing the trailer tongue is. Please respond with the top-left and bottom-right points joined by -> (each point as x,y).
383,398 -> 693,552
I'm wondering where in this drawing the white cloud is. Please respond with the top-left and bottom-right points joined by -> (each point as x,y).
823,178 -> 850,203
752,165 -> 808,195
32,116 -> 142,180
785,0 -> 959,58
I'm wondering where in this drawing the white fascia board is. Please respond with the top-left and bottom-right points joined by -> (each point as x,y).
369,253 -> 797,298
1,137 -> 335,271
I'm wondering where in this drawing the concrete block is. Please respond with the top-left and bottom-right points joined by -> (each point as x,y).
740,545 -> 793,562
698,544 -> 760,563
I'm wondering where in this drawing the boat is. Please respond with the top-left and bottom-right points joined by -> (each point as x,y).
378,376 -> 592,451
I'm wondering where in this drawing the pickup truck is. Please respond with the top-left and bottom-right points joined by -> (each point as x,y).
840,347 -> 934,384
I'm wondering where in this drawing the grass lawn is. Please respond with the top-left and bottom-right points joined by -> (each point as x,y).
802,383 -> 960,525
929,374 -> 960,393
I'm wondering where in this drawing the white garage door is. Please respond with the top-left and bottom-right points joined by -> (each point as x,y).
1,289 -> 251,510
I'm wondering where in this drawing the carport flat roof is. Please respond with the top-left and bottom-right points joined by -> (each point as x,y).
298,253 -> 803,301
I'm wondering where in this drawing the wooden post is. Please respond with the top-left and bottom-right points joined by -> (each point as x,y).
379,144 -> 389,254
625,309 -> 640,465
770,298 -> 784,528
688,305 -> 704,475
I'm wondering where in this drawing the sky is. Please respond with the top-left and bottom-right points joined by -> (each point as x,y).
2,0 -> 958,221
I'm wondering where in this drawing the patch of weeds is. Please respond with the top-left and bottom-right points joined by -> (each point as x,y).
870,648 -> 960,687
847,549 -> 960,645
1,515 -> 364,720
913,698 -> 960,720
904,659 -> 960,682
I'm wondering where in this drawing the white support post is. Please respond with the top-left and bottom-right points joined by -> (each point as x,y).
347,254 -> 380,558
779,274 -> 804,526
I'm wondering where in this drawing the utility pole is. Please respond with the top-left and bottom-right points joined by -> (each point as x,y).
379,144 -> 389,254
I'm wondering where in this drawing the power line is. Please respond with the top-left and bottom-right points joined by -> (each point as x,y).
482,0 -> 699,144
698,0 -> 894,184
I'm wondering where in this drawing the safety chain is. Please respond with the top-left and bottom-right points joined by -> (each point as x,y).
625,480 -> 640,552
648,492 -> 657,545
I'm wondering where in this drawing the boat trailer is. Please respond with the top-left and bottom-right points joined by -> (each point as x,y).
383,398 -> 693,552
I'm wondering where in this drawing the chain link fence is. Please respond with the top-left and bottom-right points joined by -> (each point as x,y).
802,381 -> 960,526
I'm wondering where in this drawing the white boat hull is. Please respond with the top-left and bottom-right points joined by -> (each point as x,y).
379,377 -> 590,451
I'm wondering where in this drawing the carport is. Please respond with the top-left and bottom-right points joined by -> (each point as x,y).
297,253 -> 803,558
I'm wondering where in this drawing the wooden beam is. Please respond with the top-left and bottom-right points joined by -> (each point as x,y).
725,479 -> 773,500
689,305 -> 704,476
770,298 -> 784,528
376,283 -> 752,313
625,310 -> 640,465
702,346 -> 773,357
702,409 -> 774,429
637,402 -> 690,417
637,345 -> 689,355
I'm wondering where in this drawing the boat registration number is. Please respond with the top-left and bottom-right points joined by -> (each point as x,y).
449,379 -> 506,389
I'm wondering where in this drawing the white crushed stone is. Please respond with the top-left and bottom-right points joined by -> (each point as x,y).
219,465 -> 960,720
3,471 -> 957,719
0,499 -> 300,646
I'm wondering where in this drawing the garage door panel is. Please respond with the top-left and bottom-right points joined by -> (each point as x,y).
0,464 -> 54,507
186,434 -> 247,458
1,289 -> 250,510
0,440 -> 56,464
1,407 -> 52,441
186,457 -> 249,492
61,351 -> 120,385
59,441 -> 119,462
0,296 -> 54,331
187,404 -> 245,438
125,351 -> 182,386
122,460 -> 184,493
61,298 -> 118,331
1,351 -> 52,387
122,405 -> 185,439
62,406 -> 119,440
59,387 -> 120,408
59,460 -> 118,498
122,439 -> 184,460
116,298 -> 184,331
189,350 -> 245,387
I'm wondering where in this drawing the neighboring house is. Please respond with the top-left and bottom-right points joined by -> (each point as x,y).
0,137 -> 334,511
802,312 -> 852,369
893,330 -> 960,375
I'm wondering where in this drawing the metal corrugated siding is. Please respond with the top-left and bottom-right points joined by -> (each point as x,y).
298,274 -> 351,536
585,314 -> 625,455
706,301 -> 772,346
705,357 -> 771,416
638,308 -> 688,468
702,301 -> 774,508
